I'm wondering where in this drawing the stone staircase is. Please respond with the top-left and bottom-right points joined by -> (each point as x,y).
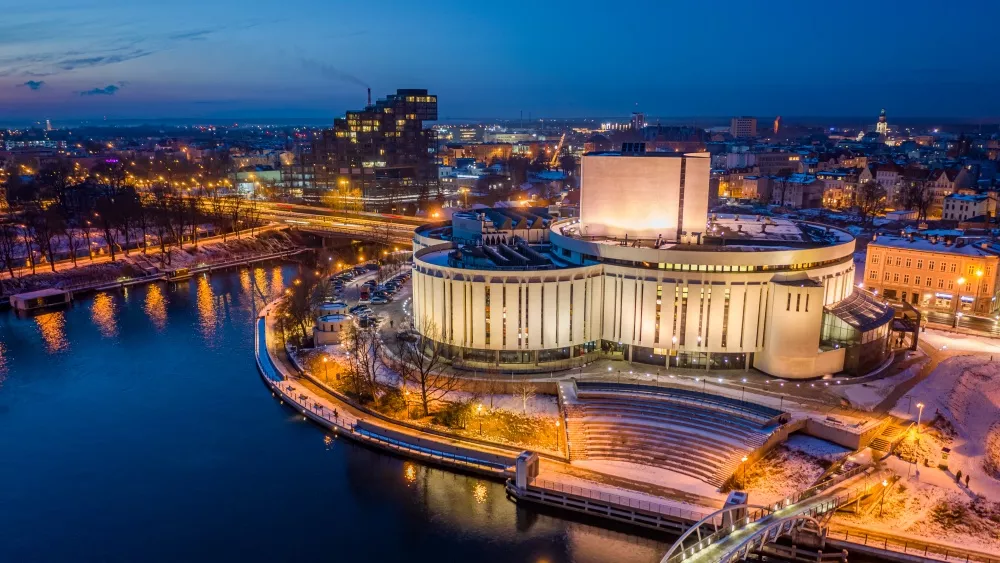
868,419 -> 907,452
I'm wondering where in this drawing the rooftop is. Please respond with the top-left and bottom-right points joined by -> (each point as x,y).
870,235 -> 1000,257
825,290 -> 895,333
556,214 -> 852,251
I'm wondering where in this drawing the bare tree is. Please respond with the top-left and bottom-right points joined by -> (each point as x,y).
340,321 -> 385,402
512,379 -> 536,414
899,178 -> 932,220
389,318 -> 458,417
0,221 -> 21,278
855,180 -> 887,227
226,194 -> 244,239
771,168 -> 793,207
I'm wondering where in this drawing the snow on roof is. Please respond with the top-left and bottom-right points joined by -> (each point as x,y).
871,235 -> 1000,257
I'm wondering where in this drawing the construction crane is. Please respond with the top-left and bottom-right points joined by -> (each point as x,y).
549,133 -> 566,169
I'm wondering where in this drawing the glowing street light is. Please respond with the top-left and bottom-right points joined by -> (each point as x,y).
741,455 -> 749,486
916,402 -> 925,432
476,403 -> 484,435
879,479 -> 889,517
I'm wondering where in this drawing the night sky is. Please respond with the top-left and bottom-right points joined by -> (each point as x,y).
2,0 -> 999,121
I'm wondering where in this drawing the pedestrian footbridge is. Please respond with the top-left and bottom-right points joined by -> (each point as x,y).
661,489 -> 858,563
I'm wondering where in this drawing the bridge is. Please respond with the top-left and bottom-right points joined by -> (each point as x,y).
661,476 -> 874,563
256,202 -> 420,245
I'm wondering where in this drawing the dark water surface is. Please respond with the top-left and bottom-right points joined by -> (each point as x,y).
0,264 -> 665,563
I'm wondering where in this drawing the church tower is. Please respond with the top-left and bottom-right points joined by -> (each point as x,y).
876,108 -> 888,136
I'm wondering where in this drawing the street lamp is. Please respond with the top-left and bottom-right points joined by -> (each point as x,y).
322,356 -> 329,382
916,402 -> 925,432
741,455 -> 748,487
476,403 -> 484,435
879,479 -> 889,517
954,276 -> 967,326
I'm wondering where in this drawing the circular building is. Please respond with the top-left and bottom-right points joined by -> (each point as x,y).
411,151 -> 892,379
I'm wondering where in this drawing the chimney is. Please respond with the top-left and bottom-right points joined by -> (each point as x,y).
367,88 -> 371,107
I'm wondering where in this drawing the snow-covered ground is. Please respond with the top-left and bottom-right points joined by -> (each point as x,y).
570,460 -> 725,501
833,453 -> 1000,555
889,355 -> 1000,503
830,354 -> 929,411
920,329 -> 1000,354
784,434 -> 852,462
742,438 -> 836,506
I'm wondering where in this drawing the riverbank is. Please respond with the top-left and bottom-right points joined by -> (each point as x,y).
2,229 -> 308,299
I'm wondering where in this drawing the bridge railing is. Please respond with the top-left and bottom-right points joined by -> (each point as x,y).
827,529 -> 1000,563
529,478 -> 709,521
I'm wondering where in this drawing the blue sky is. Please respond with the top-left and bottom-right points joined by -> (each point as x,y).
2,0 -> 999,121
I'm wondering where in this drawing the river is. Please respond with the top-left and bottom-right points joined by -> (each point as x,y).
0,263 -> 666,563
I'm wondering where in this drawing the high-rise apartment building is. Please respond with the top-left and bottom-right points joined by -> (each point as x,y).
310,89 -> 439,212
730,116 -> 757,138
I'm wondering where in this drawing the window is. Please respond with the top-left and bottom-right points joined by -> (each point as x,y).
896,257 -> 902,267
950,263 -> 957,273
929,261 -> 935,270
893,273 -> 900,282
915,276 -> 921,285
948,281 -> 954,290
869,270 -> 878,280
938,279 -> 944,289
884,272 -> 890,281
787,293 -> 791,311
903,275 -> 910,284
941,262 -> 946,272
917,260 -> 923,269
872,255 -> 880,265
905,259 -> 912,268
968,265 -> 975,276
926,277 -> 932,287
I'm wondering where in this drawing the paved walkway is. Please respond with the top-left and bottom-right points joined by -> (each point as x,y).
260,296 -> 725,514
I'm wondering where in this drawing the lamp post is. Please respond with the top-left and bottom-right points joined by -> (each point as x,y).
322,356 -> 329,382
916,402 -> 925,433
976,269 -> 984,314
954,277 -> 966,327
741,455 -> 748,487
476,403 -> 484,435
879,479 -> 889,517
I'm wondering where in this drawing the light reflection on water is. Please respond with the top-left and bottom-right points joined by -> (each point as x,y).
143,283 -> 168,330
90,293 -> 118,338
33,311 -> 68,353
196,276 -> 219,343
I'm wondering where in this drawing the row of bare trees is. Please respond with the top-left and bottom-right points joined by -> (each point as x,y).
0,159 -> 264,278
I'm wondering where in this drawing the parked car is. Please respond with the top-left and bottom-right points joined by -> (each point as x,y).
370,296 -> 389,305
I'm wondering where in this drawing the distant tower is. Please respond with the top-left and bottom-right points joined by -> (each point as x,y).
631,111 -> 645,132
876,108 -> 888,135
773,116 -> 781,135
45,119 -> 52,132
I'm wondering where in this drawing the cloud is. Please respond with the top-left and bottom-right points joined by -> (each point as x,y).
0,23 -> 235,77
299,57 -> 368,89
17,80 -> 45,90
78,82 -> 126,96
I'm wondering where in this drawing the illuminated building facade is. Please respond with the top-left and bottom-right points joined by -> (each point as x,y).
411,151 -> 892,379
310,89 -> 439,211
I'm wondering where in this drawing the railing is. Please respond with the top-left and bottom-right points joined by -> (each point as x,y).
257,315 -> 514,476
662,504 -> 777,563
354,427 -> 509,473
528,478 -> 708,521
827,529 -> 1000,563
577,381 -> 784,423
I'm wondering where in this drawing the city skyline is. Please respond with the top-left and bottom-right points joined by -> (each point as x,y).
3,0 -> 1000,120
